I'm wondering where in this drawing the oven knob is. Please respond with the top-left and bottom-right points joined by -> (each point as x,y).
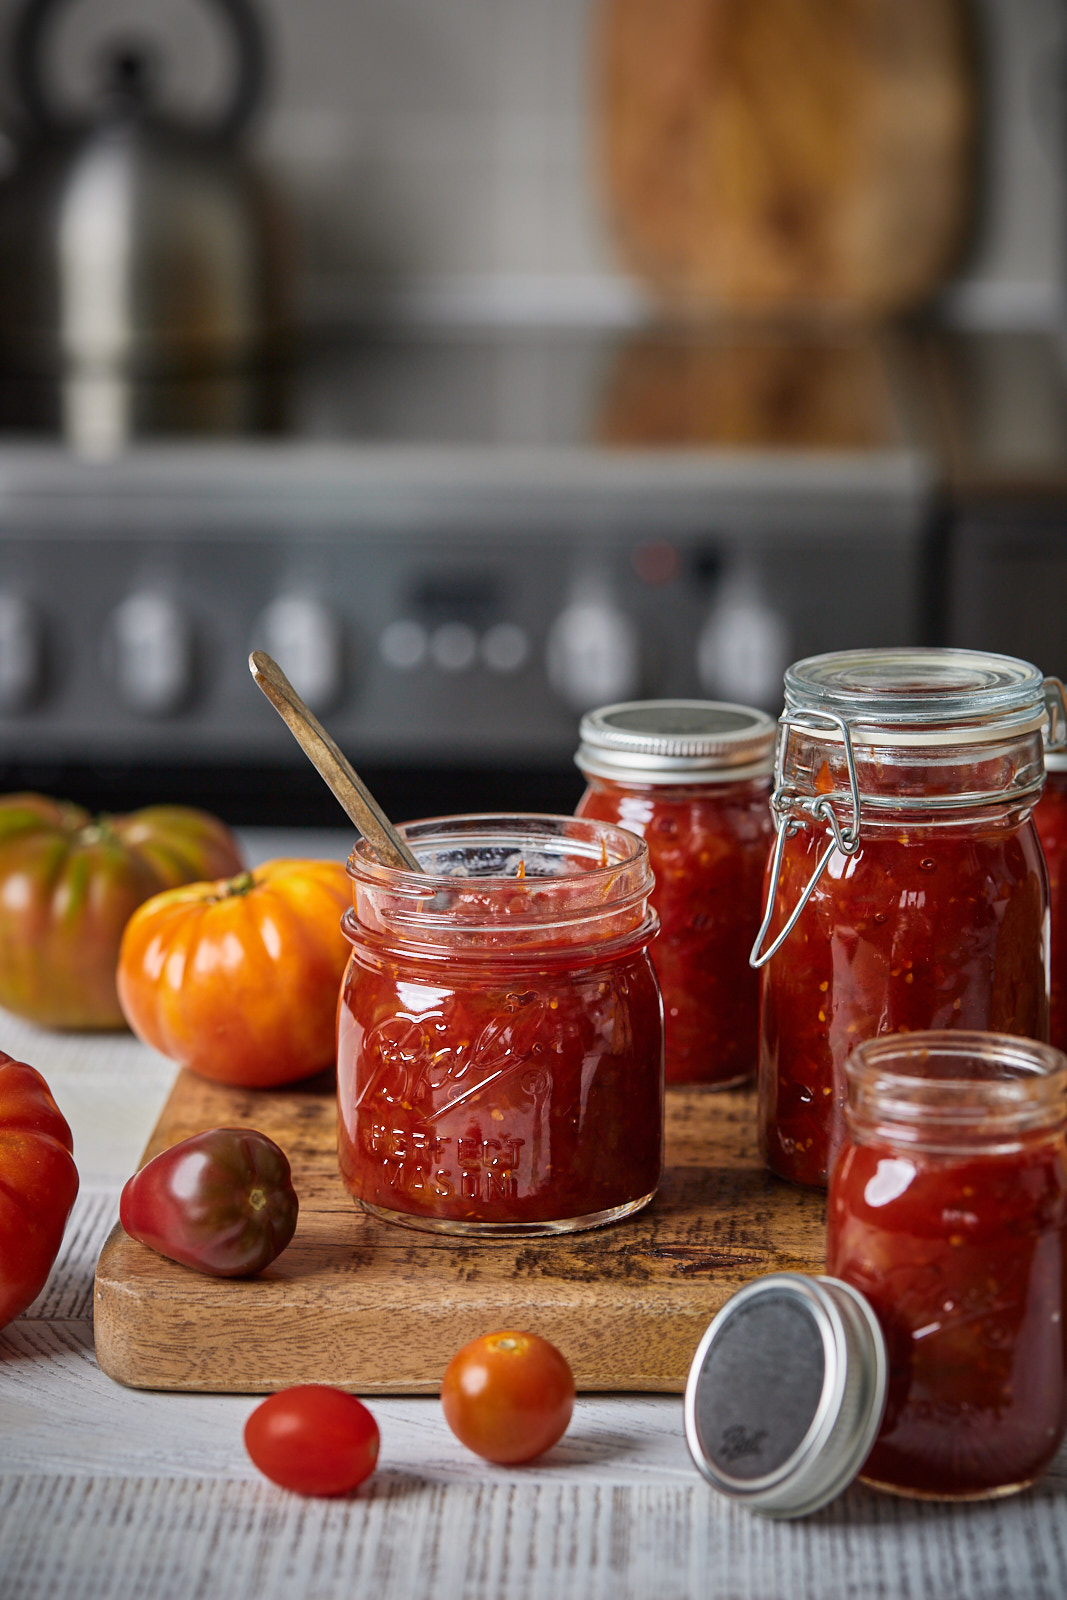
0,593 -> 42,712
109,593 -> 193,717
255,596 -> 343,713
697,571 -> 790,707
546,600 -> 640,711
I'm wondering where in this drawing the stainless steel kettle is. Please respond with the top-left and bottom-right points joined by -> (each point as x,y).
0,0 -> 292,383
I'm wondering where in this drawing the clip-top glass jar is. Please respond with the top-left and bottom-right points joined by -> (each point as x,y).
753,647 -> 1059,1188
1034,748 -> 1067,1050
337,813 -> 664,1235
575,700 -> 775,1086
827,1030 -> 1067,1501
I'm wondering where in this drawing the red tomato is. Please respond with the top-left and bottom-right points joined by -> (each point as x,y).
440,1330 -> 575,1464
120,1127 -> 299,1277
0,795 -> 244,1029
0,1051 -> 79,1328
116,858 -> 351,1087
244,1386 -> 380,1496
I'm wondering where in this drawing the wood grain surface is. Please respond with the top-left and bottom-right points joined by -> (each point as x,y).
597,0 -> 977,315
94,1073 -> 825,1395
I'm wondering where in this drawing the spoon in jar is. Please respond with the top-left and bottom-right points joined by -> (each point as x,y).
248,650 -> 423,873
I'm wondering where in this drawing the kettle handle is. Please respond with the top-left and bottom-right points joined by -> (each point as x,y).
12,0 -> 268,138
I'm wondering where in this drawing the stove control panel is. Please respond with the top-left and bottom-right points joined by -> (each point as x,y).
0,447 -> 933,771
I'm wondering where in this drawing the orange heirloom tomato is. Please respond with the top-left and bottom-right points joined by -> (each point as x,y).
0,1051 -> 79,1329
116,859 -> 351,1088
0,794 -> 244,1029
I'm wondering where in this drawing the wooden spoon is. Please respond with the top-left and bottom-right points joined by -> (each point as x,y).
248,651 -> 423,873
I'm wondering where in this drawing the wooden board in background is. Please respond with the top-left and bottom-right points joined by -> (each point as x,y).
94,1073 -> 825,1395
597,0 -> 977,315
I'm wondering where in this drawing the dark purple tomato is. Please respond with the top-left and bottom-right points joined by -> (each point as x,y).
120,1126 -> 298,1277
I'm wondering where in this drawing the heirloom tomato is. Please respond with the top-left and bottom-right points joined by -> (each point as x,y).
0,794 -> 244,1029
120,1127 -> 298,1277
244,1386 -> 380,1496
116,858 -> 351,1087
0,1050 -> 79,1328
440,1330 -> 575,1464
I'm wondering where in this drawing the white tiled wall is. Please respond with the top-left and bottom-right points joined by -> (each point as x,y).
0,0 -> 1062,325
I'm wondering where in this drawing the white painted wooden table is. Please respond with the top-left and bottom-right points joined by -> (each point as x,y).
2,830 -> 1067,1600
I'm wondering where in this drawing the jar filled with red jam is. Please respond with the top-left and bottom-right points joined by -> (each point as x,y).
754,648 -> 1053,1188
575,700 -> 775,1087
827,1029 -> 1067,1501
1034,751 -> 1067,1051
338,813 -> 664,1235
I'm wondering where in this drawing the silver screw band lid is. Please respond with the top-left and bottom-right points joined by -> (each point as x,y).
576,699 -> 776,785
684,1273 -> 887,1518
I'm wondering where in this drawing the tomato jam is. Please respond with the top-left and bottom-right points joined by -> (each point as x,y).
575,701 -> 775,1087
1034,757 -> 1067,1051
337,814 -> 664,1234
827,1031 -> 1067,1500
755,648 -> 1052,1188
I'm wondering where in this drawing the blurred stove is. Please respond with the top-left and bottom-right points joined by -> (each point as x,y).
0,323 -> 935,823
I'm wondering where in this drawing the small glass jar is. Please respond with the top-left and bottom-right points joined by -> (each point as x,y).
337,813 -> 664,1235
1034,751 -> 1067,1051
754,647 -> 1054,1188
575,700 -> 775,1087
827,1029 -> 1067,1501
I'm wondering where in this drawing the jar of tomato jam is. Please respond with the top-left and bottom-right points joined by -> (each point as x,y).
575,700 -> 775,1087
337,813 -> 664,1235
1034,750 -> 1067,1051
827,1029 -> 1067,1501
753,647 -> 1055,1188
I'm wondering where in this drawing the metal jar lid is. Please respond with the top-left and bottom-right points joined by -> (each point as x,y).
575,699 -> 776,784
684,1273 -> 887,1518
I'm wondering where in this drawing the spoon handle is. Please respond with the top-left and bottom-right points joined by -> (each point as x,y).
249,651 -> 423,873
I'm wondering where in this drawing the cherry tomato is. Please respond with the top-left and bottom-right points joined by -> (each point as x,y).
0,794 -> 243,1029
440,1329 -> 575,1464
0,1051 -> 79,1328
116,857 -> 351,1087
244,1386 -> 380,1496
120,1127 -> 298,1277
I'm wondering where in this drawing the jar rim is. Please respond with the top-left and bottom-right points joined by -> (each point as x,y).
784,647 -> 1046,738
346,811 -> 651,893
844,1030 -> 1067,1144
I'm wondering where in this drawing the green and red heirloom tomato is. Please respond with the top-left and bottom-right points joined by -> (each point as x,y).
0,793 -> 244,1029
120,1127 -> 298,1277
440,1330 -> 575,1464
0,1051 -> 79,1328
116,858 -> 351,1087
244,1386 -> 380,1496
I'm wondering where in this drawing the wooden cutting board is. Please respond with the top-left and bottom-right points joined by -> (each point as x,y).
597,0 -> 978,315
94,1072 -> 825,1395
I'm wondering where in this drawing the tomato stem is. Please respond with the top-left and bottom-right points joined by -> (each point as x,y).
225,872 -> 257,898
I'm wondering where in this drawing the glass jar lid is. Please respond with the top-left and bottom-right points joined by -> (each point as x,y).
684,1273 -> 887,1518
576,699 -> 776,784
784,647 -> 1047,744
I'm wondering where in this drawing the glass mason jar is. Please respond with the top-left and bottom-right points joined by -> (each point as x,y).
337,813 -> 664,1235
1034,750 -> 1067,1051
753,647 -> 1060,1188
827,1030 -> 1067,1501
575,700 -> 775,1087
